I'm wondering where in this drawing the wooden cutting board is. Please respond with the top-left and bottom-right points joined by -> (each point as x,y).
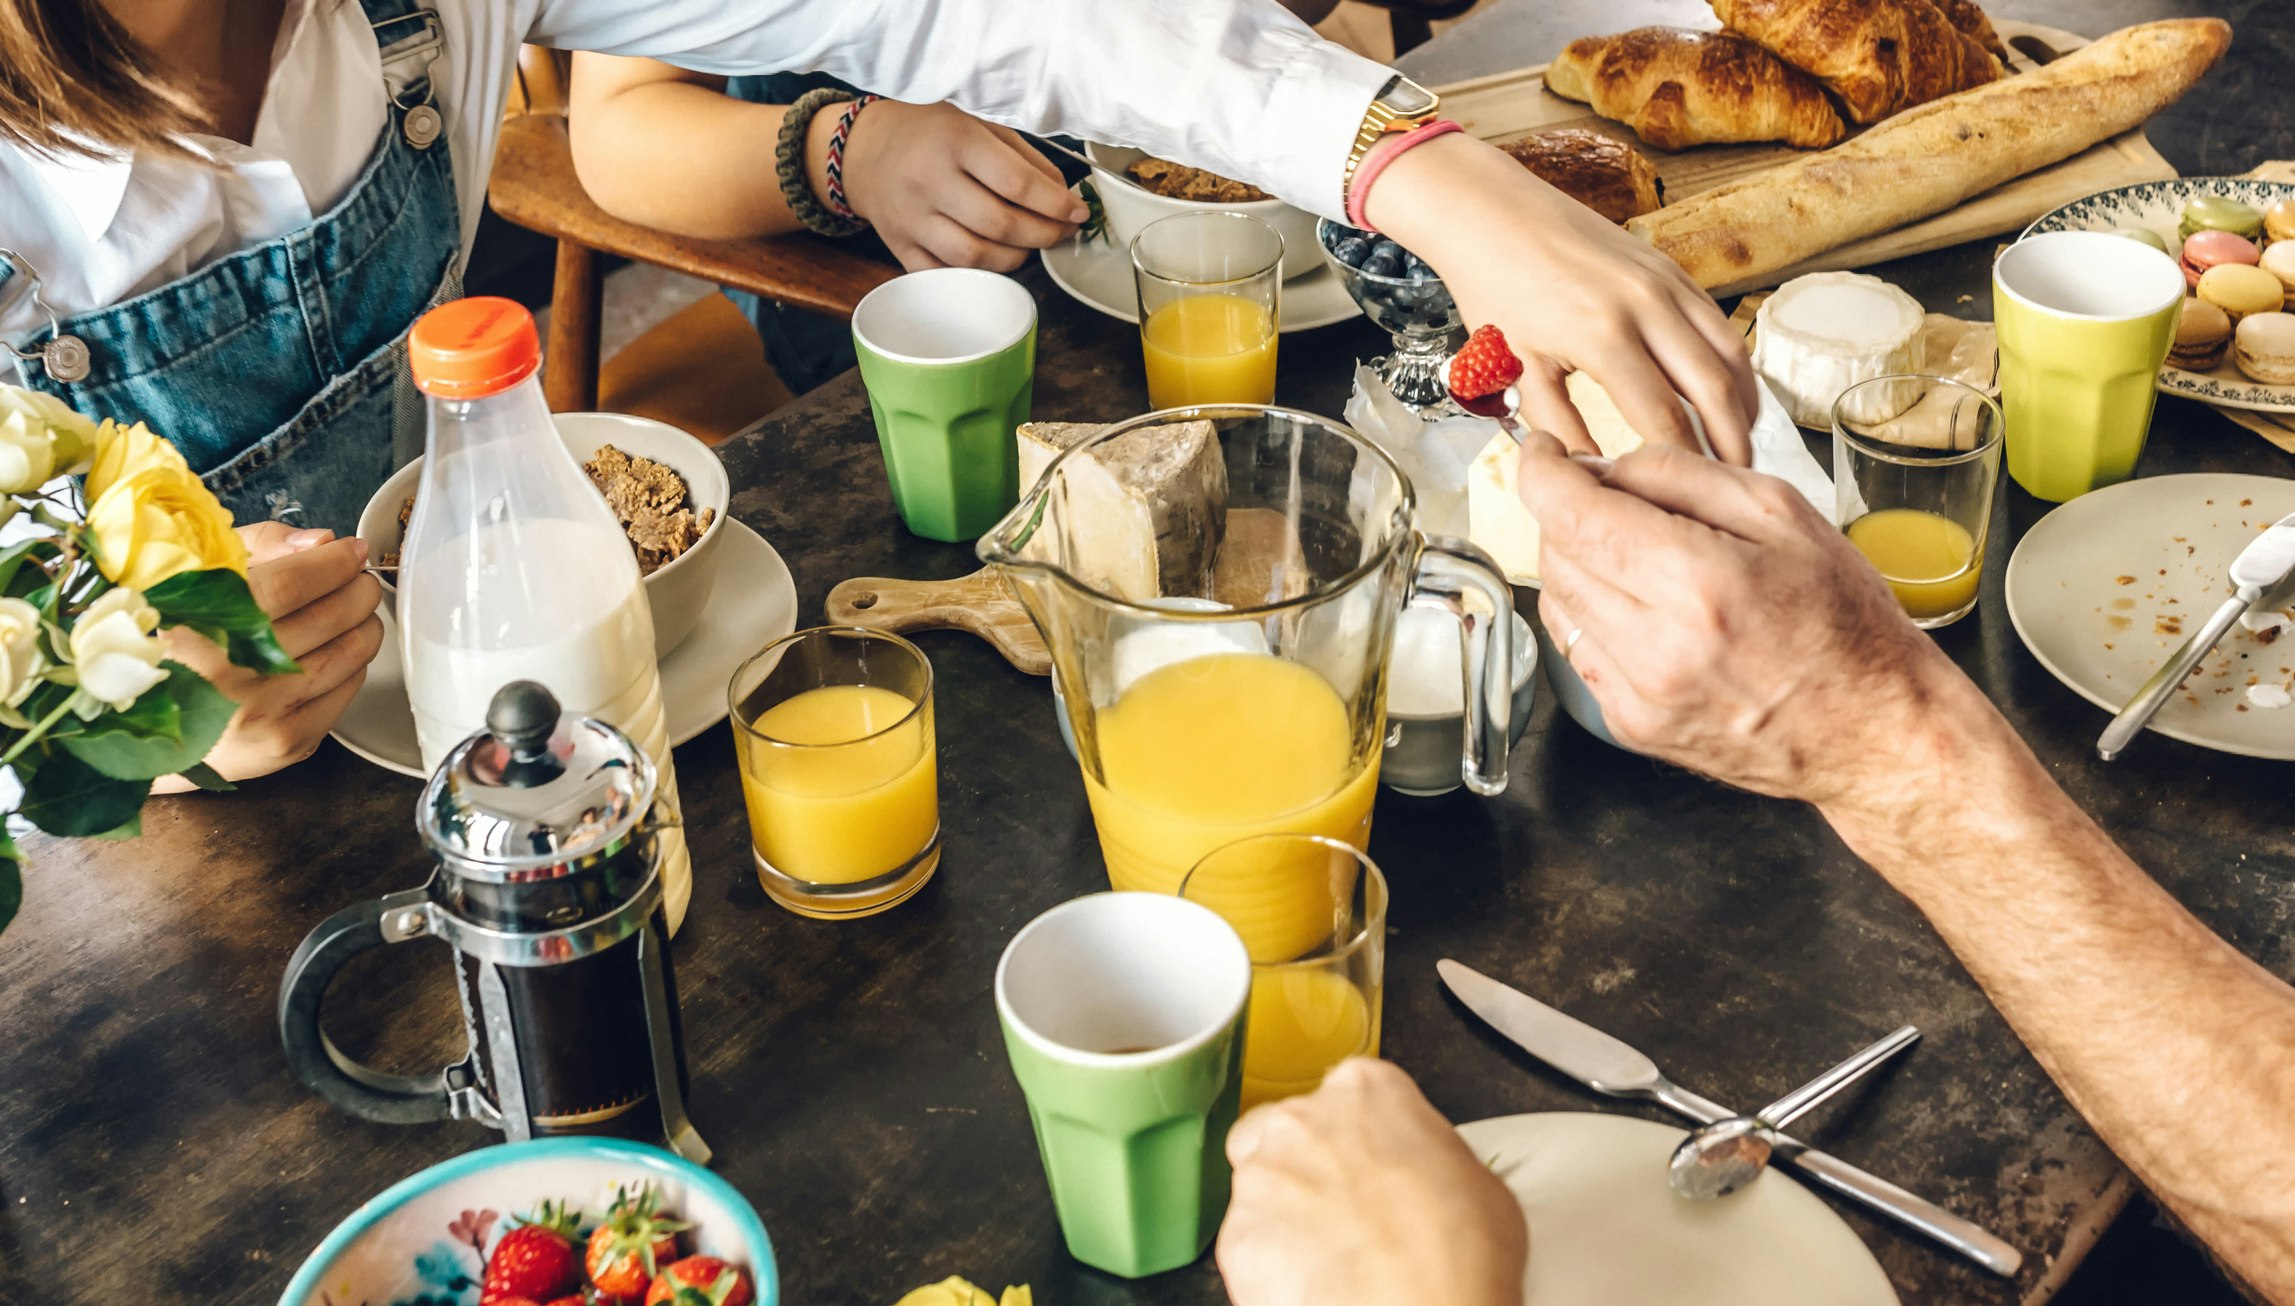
1435,20 -> 2177,296
824,568 -> 1052,676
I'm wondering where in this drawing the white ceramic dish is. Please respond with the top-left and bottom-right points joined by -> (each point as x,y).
1084,142 -> 1322,282
359,412 -> 730,660
1041,203 -> 1360,332
332,517 -> 798,778
2022,178 -> 2295,414
280,1137 -> 777,1306
1458,1113 -> 1897,1306
2006,472 -> 2295,760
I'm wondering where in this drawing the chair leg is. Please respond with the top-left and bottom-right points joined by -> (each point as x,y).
544,239 -> 602,413
1390,11 -> 1434,55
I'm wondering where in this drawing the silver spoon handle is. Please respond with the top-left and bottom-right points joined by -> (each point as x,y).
1038,139 -> 1156,196
1758,1025 -> 1921,1132
2098,591 -> 2253,761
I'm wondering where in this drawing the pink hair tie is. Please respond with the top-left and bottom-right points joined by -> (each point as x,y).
1345,119 -> 1463,233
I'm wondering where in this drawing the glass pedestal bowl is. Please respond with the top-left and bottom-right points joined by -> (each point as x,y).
1318,218 -> 1465,410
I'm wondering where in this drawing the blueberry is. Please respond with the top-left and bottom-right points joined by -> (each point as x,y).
1407,261 -> 1436,284
1332,237 -> 1372,268
1373,239 -> 1404,261
1362,251 -> 1403,278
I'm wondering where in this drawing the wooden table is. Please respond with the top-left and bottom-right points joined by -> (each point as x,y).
5,8 -> 2291,1305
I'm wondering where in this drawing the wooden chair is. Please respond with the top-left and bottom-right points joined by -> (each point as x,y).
487,48 -> 899,413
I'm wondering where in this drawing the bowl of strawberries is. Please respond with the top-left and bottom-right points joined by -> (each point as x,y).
280,1137 -> 775,1306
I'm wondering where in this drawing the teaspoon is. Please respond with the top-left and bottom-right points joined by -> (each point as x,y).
1668,1024 -> 1921,1200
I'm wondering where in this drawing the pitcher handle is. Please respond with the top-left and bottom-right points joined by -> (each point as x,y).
277,889 -> 465,1126
1408,534 -> 1517,797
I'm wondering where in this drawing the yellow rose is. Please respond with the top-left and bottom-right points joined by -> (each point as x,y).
69,586 -> 166,714
86,463 -> 249,591
84,419 -> 191,505
890,1278 -> 1030,1306
0,384 -> 98,491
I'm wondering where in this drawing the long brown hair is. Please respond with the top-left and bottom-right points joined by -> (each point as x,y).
0,0 -> 207,158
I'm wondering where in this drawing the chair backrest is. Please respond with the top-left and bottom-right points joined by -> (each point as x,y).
510,46 -> 573,119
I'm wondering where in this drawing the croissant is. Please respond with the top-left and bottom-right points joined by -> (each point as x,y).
1710,0 -> 2004,124
1932,0 -> 2015,67
1546,27 -> 1847,150
1498,128 -> 1664,223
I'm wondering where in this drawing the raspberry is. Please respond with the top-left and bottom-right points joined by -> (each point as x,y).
1447,325 -> 1524,401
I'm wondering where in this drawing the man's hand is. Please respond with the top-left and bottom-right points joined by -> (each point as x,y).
156,522 -> 382,789
1515,432 -> 1960,805
1368,134 -> 1759,465
1217,1059 -> 1526,1306
840,101 -> 1085,273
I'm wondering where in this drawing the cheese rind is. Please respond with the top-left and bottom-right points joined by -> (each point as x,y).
1752,272 -> 1925,428
1466,373 -> 1647,585
1015,420 -> 1227,603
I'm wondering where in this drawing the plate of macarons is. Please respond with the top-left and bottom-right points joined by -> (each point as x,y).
2025,178 -> 2295,413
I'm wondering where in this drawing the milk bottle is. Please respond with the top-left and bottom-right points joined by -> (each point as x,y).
399,299 -> 691,932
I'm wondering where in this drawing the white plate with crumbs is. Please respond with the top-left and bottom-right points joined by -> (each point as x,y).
1458,1113 -> 1897,1306
2006,473 -> 2295,760
1040,187 -> 1361,333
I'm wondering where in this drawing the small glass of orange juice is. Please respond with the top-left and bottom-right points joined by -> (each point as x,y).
728,627 -> 939,918
1132,212 -> 1282,409
1180,834 -> 1386,1110
1833,374 -> 2006,629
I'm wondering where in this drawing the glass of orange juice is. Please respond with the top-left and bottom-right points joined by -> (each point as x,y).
728,627 -> 940,918
1181,834 -> 1385,1110
1132,212 -> 1282,408
1833,374 -> 2006,629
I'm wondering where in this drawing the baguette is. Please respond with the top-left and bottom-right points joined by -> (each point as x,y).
1627,19 -> 2232,289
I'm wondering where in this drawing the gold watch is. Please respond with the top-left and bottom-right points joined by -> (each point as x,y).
1343,75 -> 1443,200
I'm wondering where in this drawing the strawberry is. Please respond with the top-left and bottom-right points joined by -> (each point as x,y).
544,1297 -> 590,1306
483,1201 -> 584,1306
1447,325 -> 1524,401
645,1257 -> 754,1306
585,1185 -> 691,1303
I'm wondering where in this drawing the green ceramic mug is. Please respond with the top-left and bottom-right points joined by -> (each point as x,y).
852,268 -> 1037,541
1994,231 -> 2185,502
995,892 -> 1251,1278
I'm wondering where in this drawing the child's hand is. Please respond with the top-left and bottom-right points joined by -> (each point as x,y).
840,101 -> 1088,272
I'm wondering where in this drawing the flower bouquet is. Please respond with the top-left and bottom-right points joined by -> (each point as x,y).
0,384 -> 292,936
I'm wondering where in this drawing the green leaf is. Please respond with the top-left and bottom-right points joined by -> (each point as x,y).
18,748 -> 149,838
55,662 -> 233,781
0,538 -> 52,598
175,761 -> 234,793
144,569 -> 300,677
0,835 -> 18,938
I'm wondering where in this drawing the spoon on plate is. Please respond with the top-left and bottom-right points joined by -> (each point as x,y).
1668,1024 -> 1921,1200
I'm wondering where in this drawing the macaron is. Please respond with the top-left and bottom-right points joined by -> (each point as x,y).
2179,193 -> 2264,243
2264,199 -> 2295,246
2196,263 -> 2286,323
2115,227 -> 2171,253
2263,242 -> 2295,296
2233,311 -> 2295,385
2180,230 -> 2260,289
2168,298 -> 2232,371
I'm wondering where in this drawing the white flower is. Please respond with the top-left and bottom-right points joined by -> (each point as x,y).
0,384 -> 96,491
0,597 -> 44,709
69,587 -> 167,714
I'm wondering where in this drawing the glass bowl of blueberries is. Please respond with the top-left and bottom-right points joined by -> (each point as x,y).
1318,219 -> 1465,409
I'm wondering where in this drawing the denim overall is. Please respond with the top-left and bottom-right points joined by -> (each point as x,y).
6,0 -> 461,535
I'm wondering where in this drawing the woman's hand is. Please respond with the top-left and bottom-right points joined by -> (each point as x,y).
837,101 -> 1087,272
154,522 -> 383,790
1368,133 -> 1760,466
1217,1059 -> 1528,1306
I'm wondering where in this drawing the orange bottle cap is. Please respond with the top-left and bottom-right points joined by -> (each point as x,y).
410,297 -> 542,399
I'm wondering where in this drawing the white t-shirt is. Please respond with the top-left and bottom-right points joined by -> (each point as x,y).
0,0 -> 1391,340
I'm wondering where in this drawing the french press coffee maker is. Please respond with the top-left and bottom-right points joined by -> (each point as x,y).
279,681 -> 707,1162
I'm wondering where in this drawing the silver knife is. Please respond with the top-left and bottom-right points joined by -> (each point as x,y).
2099,510 -> 2295,760
1438,959 -> 2024,1278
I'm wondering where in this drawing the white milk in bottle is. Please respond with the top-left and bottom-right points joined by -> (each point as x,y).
400,299 -> 691,932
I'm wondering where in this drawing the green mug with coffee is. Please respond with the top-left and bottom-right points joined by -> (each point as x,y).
852,268 -> 1037,541
995,892 -> 1251,1278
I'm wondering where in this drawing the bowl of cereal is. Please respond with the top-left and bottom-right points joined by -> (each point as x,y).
358,412 -> 729,659
1084,142 -> 1322,281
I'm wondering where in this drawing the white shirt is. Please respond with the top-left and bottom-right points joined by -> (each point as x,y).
0,0 -> 1392,341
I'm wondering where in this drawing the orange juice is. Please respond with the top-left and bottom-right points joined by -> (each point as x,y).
735,684 -> 938,887
1084,653 -> 1377,959
1141,294 -> 1278,408
1846,508 -> 1982,622
1242,968 -> 1379,1108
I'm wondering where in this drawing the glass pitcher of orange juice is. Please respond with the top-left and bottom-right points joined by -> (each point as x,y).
979,406 -> 1514,958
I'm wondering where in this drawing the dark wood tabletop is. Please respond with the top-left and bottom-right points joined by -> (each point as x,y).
3,5 -> 2290,1306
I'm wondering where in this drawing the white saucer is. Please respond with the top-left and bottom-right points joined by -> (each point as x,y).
1458,1113 -> 1898,1306
332,518 -> 799,779
1040,222 -> 1361,333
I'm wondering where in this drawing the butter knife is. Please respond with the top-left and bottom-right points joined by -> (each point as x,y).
1437,959 -> 2024,1277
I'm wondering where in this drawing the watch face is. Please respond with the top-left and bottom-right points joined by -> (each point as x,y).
1382,77 -> 1439,117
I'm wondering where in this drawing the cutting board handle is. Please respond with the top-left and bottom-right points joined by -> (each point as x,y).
824,568 -> 1052,677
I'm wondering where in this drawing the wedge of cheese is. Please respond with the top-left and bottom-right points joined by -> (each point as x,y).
1466,373 -> 1646,585
1015,420 -> 1227,602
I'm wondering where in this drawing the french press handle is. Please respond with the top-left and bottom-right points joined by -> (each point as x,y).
277,888 -> 486,1127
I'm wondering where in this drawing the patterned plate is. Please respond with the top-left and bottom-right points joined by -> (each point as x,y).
2023,178 -> 2295,414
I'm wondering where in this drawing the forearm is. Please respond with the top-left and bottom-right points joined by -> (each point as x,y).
1824,669 -> 2295,1295
568,77 -> 823,240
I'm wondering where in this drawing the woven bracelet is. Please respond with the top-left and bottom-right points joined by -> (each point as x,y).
776,87 -> 869,238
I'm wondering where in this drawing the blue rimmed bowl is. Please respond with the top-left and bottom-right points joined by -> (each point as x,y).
280,1138 -> 777,1306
